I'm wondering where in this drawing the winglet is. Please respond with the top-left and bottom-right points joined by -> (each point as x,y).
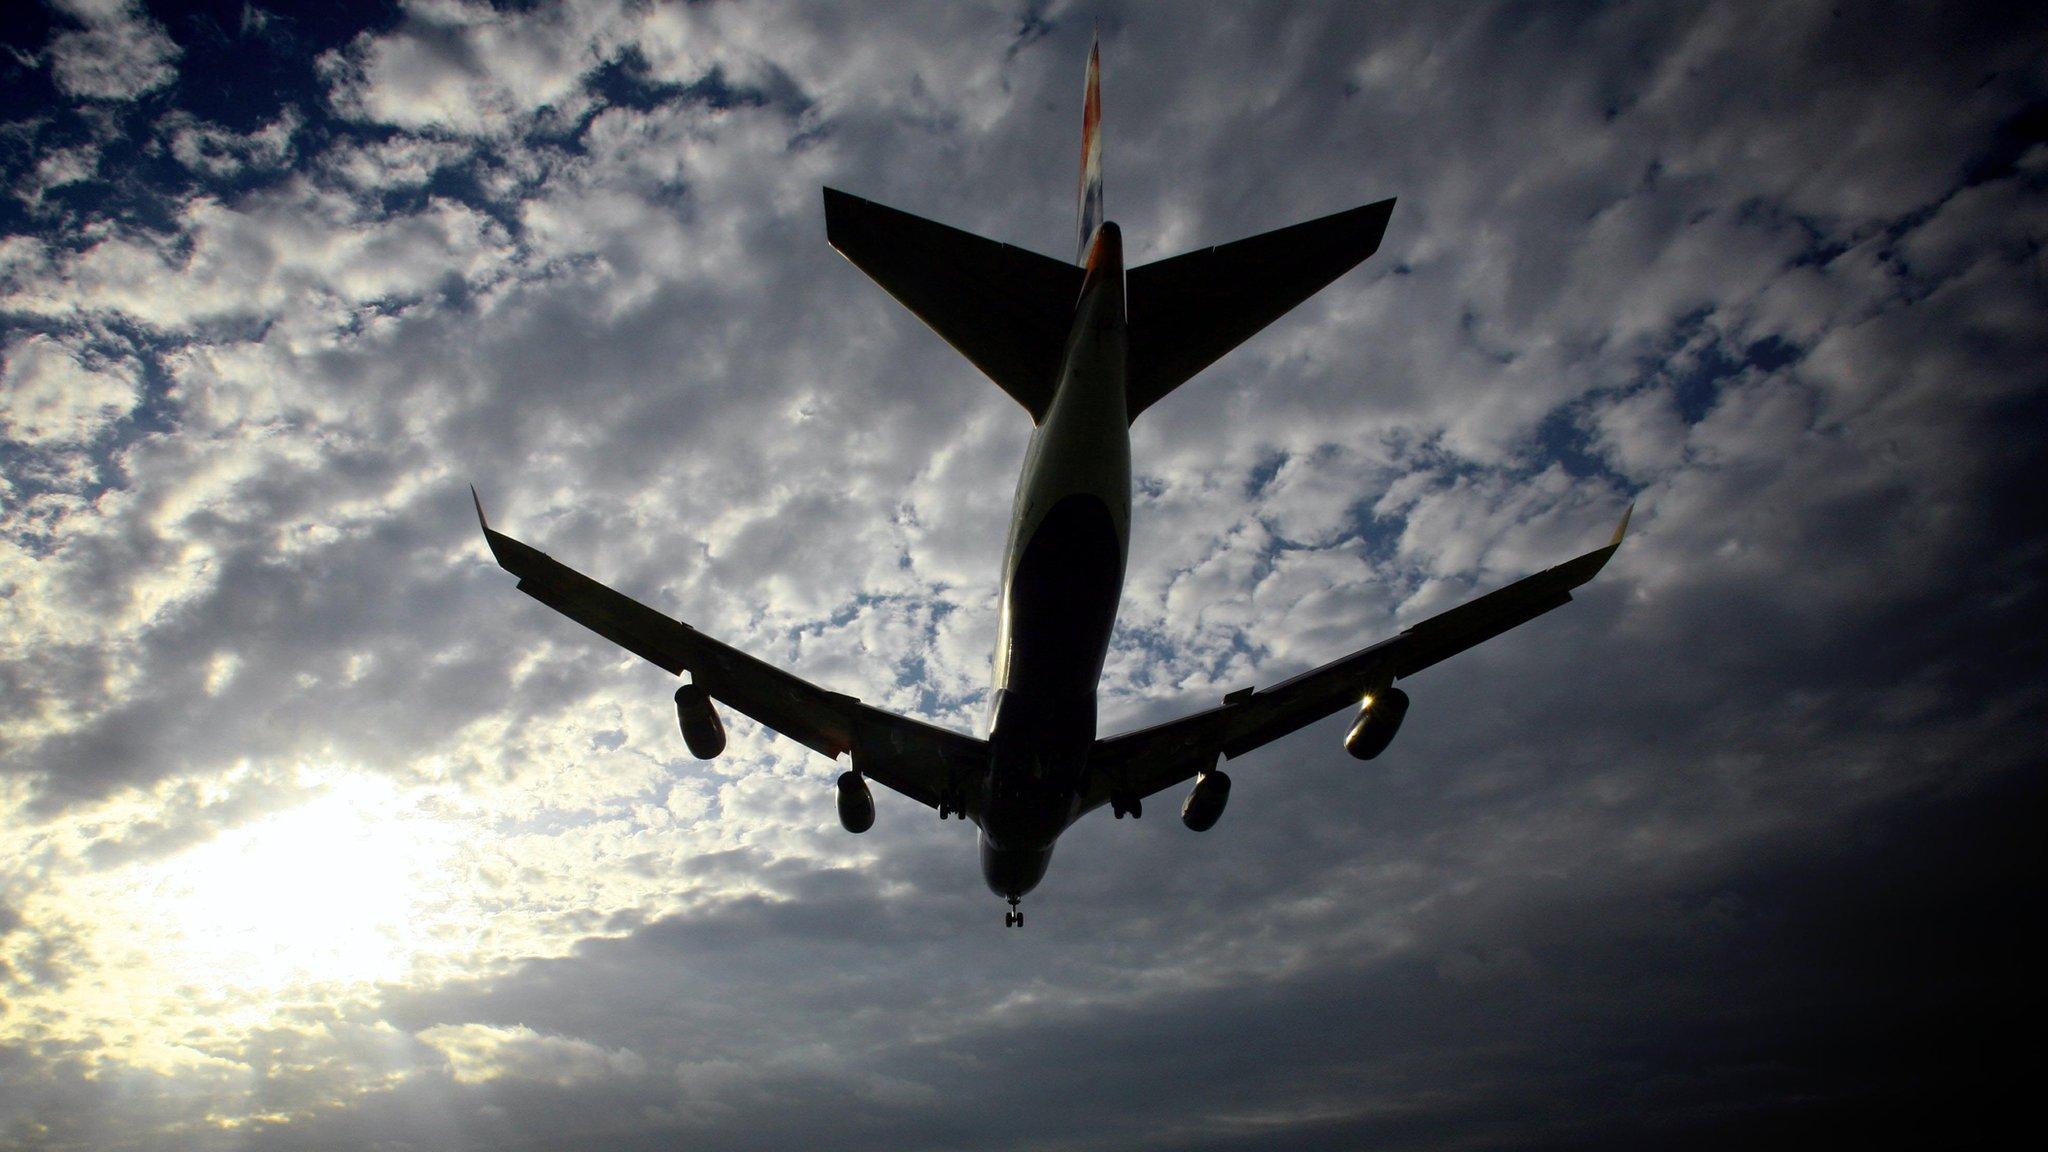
1609,502 -> 1634,549
1537,502 -> 1636,591
470,484 -> 527,571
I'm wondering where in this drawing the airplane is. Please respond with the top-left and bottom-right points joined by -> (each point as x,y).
475,39 -> 1630,927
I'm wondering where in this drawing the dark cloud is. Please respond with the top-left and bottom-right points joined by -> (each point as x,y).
208,770 -> 2038,1152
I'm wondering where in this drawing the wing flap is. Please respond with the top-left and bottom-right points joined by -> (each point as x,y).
852,706 -> 985,809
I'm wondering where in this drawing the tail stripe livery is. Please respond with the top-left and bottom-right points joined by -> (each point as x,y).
1077,36 -> 1105,264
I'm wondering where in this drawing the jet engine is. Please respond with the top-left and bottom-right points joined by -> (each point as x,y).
1180,770 -> 1232,832
674,683 -> 727,759
836,770 -> 876,834
1343,686 -> 1409,760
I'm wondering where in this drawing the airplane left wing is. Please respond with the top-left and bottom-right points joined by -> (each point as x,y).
1082,506 -> 1633,811
472,490 -> 982,810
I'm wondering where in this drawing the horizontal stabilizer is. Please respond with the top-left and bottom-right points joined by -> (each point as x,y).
1125,197 -> 1395,421
824,188 -> 1084,423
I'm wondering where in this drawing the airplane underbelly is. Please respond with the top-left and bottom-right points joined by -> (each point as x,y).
980,833 -> 1055,899
1004,492 -> 1123,701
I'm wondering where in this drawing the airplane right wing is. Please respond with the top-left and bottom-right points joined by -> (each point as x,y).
1081,506 -> 1633,811
472,490 -> 985,811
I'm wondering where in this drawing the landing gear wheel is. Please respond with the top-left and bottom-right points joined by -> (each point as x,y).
1111,794 -> 1141,820
1005,897 -> 1022,928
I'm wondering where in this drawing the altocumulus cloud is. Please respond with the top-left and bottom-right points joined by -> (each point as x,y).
42,0 -> 182,102
0,1 -> 2042,1149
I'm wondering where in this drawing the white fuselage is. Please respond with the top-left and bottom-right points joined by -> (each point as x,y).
978,224 -> 1131,899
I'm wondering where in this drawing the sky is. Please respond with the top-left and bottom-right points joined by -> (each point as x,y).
0,0 -> 2042,1147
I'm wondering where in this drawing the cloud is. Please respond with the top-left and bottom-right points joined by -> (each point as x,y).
44,0 -> 182,101
3,179 -> 513,330
0,332 -> 139,444
157,107 -> 303,178
319,134 -> 476,192
419,1023 -> 648,1085
13,143 -> 99,211
319,0 -> 628,137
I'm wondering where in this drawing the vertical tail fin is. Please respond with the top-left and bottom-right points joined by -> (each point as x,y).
1076,34 -> 1104,264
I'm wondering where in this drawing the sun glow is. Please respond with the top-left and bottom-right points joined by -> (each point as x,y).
10,770 -> 485,1070
129,774 -> 469,996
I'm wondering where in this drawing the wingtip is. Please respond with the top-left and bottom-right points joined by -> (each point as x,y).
469,486 -> 535,573
1610,502 -> 1635,549
821,187 -> 862,247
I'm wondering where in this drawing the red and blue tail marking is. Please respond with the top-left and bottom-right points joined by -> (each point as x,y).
1076,36 -> 1105,265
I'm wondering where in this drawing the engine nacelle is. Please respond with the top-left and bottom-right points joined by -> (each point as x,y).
1343,686 -> 1410,760
1180,770 -> 1232,832
674,683 -> 727,759
836,770 -> 875,834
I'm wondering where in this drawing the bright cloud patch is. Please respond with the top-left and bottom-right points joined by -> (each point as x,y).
421,1023 -> 648,1085
45,0 -> 182,101
320,0 -> 624,136
159,108 -> 303,178
17,143 -> 99,210
5,185 -> 513,329
0,768 -> 460,1073
0,333 -> 140,444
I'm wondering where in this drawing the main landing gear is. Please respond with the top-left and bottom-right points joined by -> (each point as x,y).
1004,896 -> 1023,928
1111,793 -> 1141,819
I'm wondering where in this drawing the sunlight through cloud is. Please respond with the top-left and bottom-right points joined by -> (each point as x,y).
4,769 -> 477,1073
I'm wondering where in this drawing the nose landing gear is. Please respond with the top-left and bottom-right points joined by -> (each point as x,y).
1004,896 -> 1023,928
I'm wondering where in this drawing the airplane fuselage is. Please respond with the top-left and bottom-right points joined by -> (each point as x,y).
978,223 -> 1131,902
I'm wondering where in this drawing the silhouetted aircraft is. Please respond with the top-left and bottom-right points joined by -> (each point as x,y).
477,38 -> 1629,926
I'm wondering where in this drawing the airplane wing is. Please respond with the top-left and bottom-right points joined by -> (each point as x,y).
1081,506 -> 1633,811
471,490 -> 983,810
